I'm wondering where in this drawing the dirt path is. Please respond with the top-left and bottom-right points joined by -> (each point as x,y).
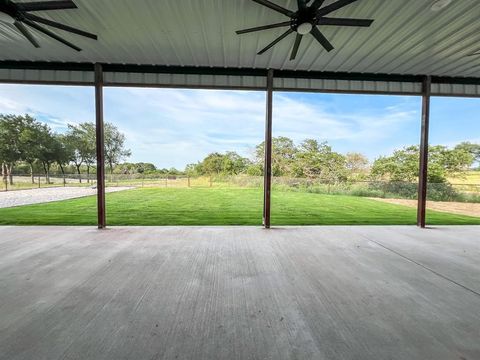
370,198 -> 480,218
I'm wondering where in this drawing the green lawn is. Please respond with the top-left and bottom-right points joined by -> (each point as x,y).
0,187 -> 479,226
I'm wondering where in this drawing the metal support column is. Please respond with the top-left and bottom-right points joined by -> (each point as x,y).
263,69 -> 274,229
417,75 -> 431,228
95,63 -> 106,229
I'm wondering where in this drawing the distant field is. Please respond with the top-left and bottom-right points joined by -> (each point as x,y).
0,187 -> 479,226
448,170 -> 480,185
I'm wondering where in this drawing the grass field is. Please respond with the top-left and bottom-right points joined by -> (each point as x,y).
1,187 -> 479,225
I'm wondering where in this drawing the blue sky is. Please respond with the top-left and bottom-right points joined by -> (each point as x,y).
0,84 -> 479,169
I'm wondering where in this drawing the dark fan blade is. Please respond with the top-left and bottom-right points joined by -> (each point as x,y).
467,52 -> 480,57
297,0 -> 308,11
311,26 -> 334,52
311,0 -> 326,11
24,13 -> 97,39
17,1 -> 77,11
290,33 -> 303,60
318,17 -> 374,27
236,21 -> 291,35
14,20 -> 40,47
258,28 -> 294,55
252,0 -> 294,17
316,0 -> 359,16
22,18 -> 81,51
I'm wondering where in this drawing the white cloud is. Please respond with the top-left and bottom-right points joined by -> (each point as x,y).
1,84 -> 423,168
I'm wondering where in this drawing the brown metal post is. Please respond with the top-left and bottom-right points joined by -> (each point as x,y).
263,69 -> 274,228
417,75 -> 431,228
95,63 -> 106,229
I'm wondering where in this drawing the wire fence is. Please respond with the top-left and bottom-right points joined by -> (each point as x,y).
1,173 -> 216,192
2,173 -> 480,203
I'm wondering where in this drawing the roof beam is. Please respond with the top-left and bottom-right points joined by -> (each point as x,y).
1,61 -> 480,94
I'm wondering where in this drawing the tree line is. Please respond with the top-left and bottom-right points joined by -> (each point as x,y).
3,113 -> 479,186
187,136 -> 480,184
0,114 -> 130,185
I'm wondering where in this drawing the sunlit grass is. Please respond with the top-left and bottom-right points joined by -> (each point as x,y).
0,187 -> 479,226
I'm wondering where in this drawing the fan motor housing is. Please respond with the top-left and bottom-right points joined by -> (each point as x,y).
291,11 -> 316,33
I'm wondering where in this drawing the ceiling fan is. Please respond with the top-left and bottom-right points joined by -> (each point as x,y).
236,0 -> 374,60
0,0 -> 97,51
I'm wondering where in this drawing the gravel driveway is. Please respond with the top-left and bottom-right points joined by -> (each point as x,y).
0,187 -> 133,209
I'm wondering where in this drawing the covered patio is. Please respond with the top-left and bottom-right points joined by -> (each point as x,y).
1,226 -> 480,359
1,0 -> 480,358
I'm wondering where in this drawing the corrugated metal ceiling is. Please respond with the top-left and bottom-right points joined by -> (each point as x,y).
1,0 -> 480,78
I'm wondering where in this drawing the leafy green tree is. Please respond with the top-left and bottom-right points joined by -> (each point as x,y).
136,162 -> 156,174
454,142 -> 480,167
255,137 -> 297,176
37,125 -> 57,183
79,122 -> 96,183
429,145 -> 474,181
0,114 -> 32,185
52,134 -> 74,183
104,123 -> 131,180
118,162 -> 156,174
66,123 -> 96,183
246,163 -> 263,176
345,152 -> 369,179
294,139 -> 347,182
371,145 -> 474,183
191,151 -> 249,176
371,146 -> 419,182
185,163 -> 199,176
202,153 -> 227,175
15,115 -> 45,183
222,152 -> 249,175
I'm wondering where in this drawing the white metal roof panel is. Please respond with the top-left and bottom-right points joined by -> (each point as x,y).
0,0 -> 479,77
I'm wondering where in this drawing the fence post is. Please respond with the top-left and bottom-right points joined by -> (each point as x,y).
188,176 -> 190,187
38,175 -> 41,188
209,175 -> 212,187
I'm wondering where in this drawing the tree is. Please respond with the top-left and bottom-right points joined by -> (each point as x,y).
118,162 -> 156,174
16,115 -> 44,183
255,137 -> 297,176
189,151 -> 249,176
429,145 -> 474,181
202,153 -> 227,175
52,134 -> 74,184
0,114 -> 28,185
104,123 -> 131,180
371,145 -> 474,183
455,142 -> 480,167
79,122 -> 96,183
294,139 -> 347,182
135,162 -> 156,174
222,151 -> 249,175
65,123 -> 96,183
37,125 -> 57,183
38,127 -> 58,184
345,152 -> 369,177
185,163 -> 198,177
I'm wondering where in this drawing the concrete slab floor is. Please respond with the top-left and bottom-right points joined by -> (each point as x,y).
0,226 -> 479,360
